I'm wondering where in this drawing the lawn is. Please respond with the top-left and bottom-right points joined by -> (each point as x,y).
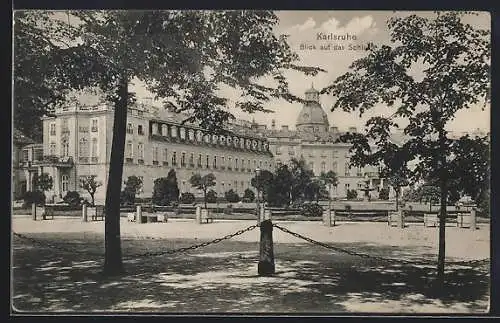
11,217 -> 490,314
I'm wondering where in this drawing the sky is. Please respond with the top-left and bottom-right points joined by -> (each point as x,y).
89,11 -> 491,133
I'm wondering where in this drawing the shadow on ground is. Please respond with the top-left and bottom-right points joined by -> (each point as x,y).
12,233 -> 489,313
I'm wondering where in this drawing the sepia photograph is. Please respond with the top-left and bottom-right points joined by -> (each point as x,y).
11,9 -> 490,314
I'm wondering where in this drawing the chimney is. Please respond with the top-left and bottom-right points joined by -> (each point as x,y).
282,125 -> 289,131
348,127 -> 357,133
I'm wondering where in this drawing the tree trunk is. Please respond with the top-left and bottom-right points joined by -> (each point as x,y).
436,128 -> 448,287
204,188 -> 207,209
395,188 -> 399,212
90,193 -> 95,207
103,74 -> 128,276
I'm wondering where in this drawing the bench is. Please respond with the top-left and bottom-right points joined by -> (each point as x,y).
424,213 -> 439,227
87,205 -> 105,221
456,213 -> 476,229
201,214 -> 214,223
388,211 -> 404,227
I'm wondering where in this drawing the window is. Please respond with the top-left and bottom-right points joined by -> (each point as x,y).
126,141 -> 133,158
181,152 -> 186,167
221,156 -> 225,166
180,128 -> 186,139
162,124 -> 168,136
171,126 -> 177,137
91,138 -> 98,157
138,125 -> 144,135
152,146 -> 158,161
206,155 -> 210,168
234,181 -> 238,191
259,160 -> 263,168
345,183 -> 350,191
288,146 -> 295,155
172,152 -> 177,165
228,157 -> 232,169
309,162 -> 314,171
49,142 -> 56,155
163,148 -> 168,161
127,123 -> 134,134
79,138 -> 88,157
138,143 -> 144,159
198,154 -> 202,167
189,153 -> 194,166
61,140 -> 69,157
213,156 -> 217,168
332,150 -> 338,159
332,161 -> 338,173
357,167 -> 363,177
345,163 -> 350,176
22,149 -> 29,162
275,145 -> 281,155
235,158 -> 238,170
61,119 -> 69,133
49,123 -> 56,136
152,123 -> 158,135
91,119 -> 98,132
321,161 -> 326,173
61,175 -> 69,192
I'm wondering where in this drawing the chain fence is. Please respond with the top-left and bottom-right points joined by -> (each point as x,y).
272,224 -> 490,269
12,224 -> 259,260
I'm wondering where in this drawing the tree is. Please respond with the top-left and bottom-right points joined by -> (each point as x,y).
319,170 -> 338,211
122,175 -> 143,205
15,10 -> 322,276
190,173 -> 216,209
152,170 -> 179,206
80,175 -> 103,206
242,188 -> 255,202
379,188 -> 390,200
251,169 -> 274,203
224,189 -> 240,203
290,157 -> 314,203
33,173 -> 53,193
323,12 -> 489,285
346,189 -> 358,200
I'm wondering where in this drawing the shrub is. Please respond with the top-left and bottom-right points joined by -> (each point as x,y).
224,189 -> 240,203
120,189 -> 135,206
23,190 -> 46,206
206,190 -> 217,203
180,192 -> 195,204
346,189 -> 358,200
63,191 -> 81,207
301,203 -> 324,217
379,188 -> 390,200
242,188 -> 255,202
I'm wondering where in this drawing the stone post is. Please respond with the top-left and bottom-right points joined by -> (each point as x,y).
323,209 -> 332,227
260,204 -> 265,223
82,204 -> 88,222
470,208 -> 477,231
264,208 -> 272,221
196,206 -> 202,224
398,210 -> 405,229
332,210 -> 336,226
258,219 -> 275,276
136,205 -> 142,224
31,203 -> 36,221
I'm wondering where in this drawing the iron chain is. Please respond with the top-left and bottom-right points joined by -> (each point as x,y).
12,224 -> 259,260
272,224 -> 490,268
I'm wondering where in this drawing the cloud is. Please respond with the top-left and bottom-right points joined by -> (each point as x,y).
321,15 -> 377,35
298,17 -> 316,31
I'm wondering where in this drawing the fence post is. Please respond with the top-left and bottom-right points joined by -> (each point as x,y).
470,208 -> 477,231
398,210 -> 405,229
136,205 -> 142,224
82,204 -> 88,222
332,210 -> 336,226
323,209 -> 332,227
31,203 -> 36,221
196,206 -> 201,224
258,219 -> 275,276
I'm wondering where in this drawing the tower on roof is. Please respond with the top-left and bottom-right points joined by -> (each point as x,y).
296,85 -> 329,134
305,83 -> 320,103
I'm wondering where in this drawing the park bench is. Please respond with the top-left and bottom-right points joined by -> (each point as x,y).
41,204 -> 55,220
424,213 -> 439,227
200,209 -> 214,224
89,205 -> 105,221
456,213 -> 475,229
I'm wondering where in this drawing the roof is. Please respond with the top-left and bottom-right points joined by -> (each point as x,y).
296,102 -> 330,128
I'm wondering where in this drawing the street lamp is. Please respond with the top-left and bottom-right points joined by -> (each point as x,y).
255,167 -> 261,224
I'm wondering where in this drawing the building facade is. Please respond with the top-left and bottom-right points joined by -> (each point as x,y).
24,102 -> 274,204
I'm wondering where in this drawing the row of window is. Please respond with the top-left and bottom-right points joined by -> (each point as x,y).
49,119 -> 99,136
125,142 -> 270,170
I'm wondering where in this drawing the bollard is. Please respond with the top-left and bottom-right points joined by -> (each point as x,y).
470,208 -> 477,231
258,219 -> 275,276
398,210 -> 405,229
332,210 -> 336,226
323,209 -> 332,227
31,203 -> 36,221
136,205 -> 142,223
196,206 -> 201,224
264,208 -> 272,221
260,205 -> 265,223
82,204 -> 88,222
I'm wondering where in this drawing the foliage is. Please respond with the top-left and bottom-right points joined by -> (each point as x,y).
242,188 -> 255,202
251,169 -> 274,201
290,157 -> 315,202
319,171 -> 338,200
224,189 -> 240,203
180,192 -> 196,204
33,173 -> 53,192
63,191 -> 81,207
190,173 -> 216,208
152,170 -> 179,206
23,190 -> 46,206
223,204 -> 233,215
346,189 -> 358,200
79,175 -> 102,206
206,189 -> 217,203
379,188 -> 390,200
120,189 -> 135,206
300,203 -> 324,217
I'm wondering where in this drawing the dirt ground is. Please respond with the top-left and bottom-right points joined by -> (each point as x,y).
11,216 -> 490,314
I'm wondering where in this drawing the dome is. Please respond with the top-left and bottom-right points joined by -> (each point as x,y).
296,103 -> 330,129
